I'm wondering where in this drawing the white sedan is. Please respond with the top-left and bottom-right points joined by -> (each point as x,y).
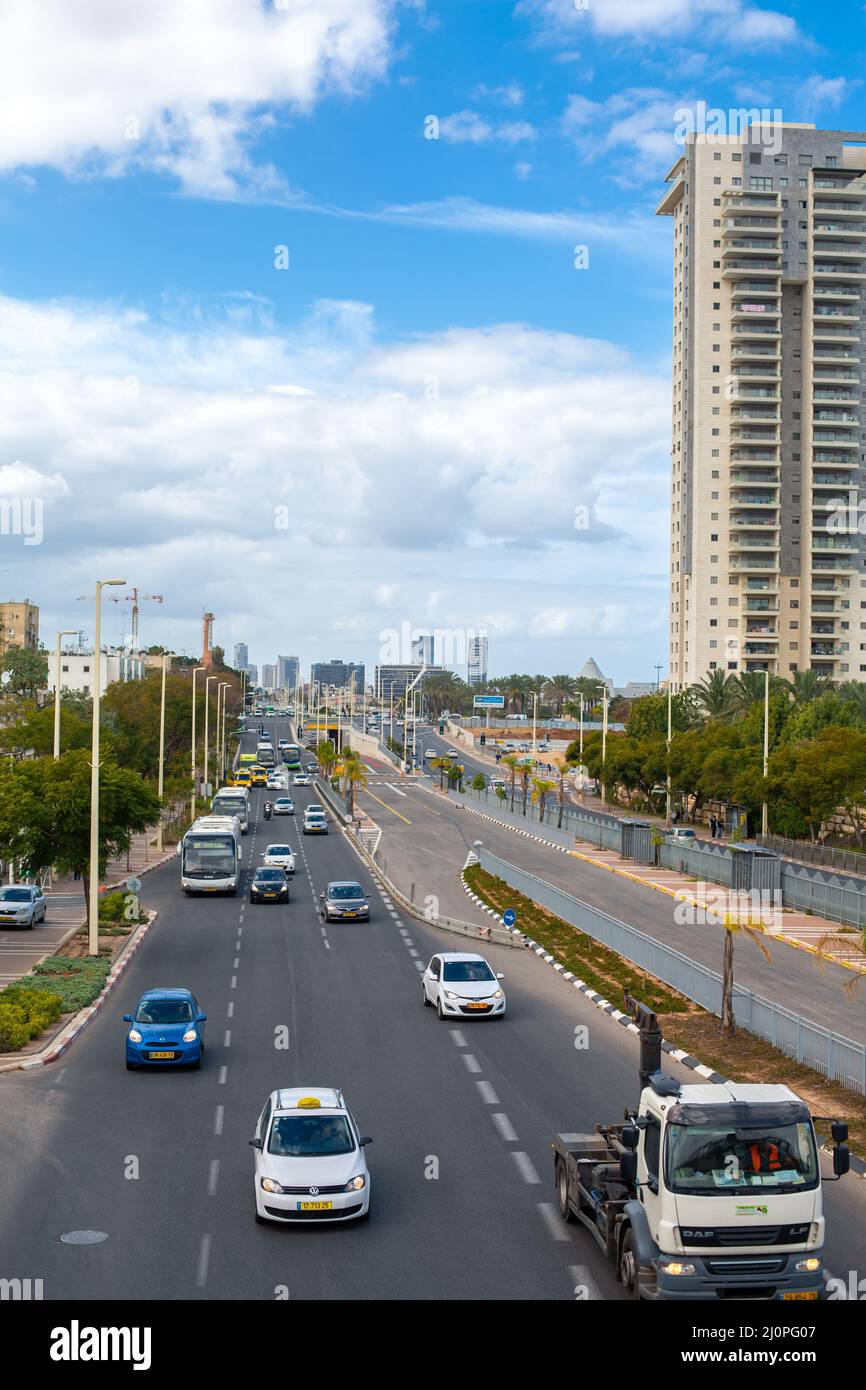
251,1087 -> 372,1224
293,773 -> 310,786
425,748 -> 437,758
422,952 -> 506,1020
262,844 -> 296,874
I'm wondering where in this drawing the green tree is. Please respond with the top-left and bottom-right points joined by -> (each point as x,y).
316,740 -> 337,781
784,668 -> 834,706
531,776 -> 556,822
0,647 -> 48,697
767,727 -> 866,842
544,675 -> 575,717
779,691 -> 864,743
471,773 -> 487,795
692,669 -> 735,720
501,754 -> 521,812
0,701 -> 92,757
336,750 -> 367,816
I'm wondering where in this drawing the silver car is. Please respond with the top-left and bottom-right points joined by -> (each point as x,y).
0,884 -> 47,929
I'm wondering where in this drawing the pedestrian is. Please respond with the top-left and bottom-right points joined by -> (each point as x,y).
709,815 -> 716,838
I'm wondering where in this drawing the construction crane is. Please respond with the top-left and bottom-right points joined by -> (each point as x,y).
106,587 -> 163,650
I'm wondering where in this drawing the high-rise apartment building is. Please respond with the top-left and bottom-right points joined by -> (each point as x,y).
277,654 -> 299,690
467,635 -> 488,687
658,123 -> 866,686
0,599 -> 39,656
261,663 -> 277,689
411,634 -> 435,666
233,642 -> 248,670
311,659 -> 364,694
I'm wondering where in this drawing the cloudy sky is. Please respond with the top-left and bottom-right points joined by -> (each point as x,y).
0,0 -> 862,681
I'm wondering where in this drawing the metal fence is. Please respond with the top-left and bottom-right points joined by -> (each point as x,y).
450,783 -> 623,851
758,833 -> 866,880
477,847 -> 866,1095
781,862 -> 866,930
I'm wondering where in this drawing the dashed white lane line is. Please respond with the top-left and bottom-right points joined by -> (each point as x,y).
512,1151 -> 542,1184
233,957 -> 239,969
227,1001 -> 235,1018
237,927 -> 243,937
214,1105 -> 224,1136
208,1159 -> 220,1196
223,1030 -> 231,1048
218,1066 -> 227,1085
476,1080 -> 499,1104
568,1264 -> 603,1299
196,1235 -> 211,1288
386,783 -> 408,797
449,1029 -> 467,1047
491,1112 -> 519,1142
230,975 -> 237,990
414,960 -> 425,971
461,1053 -> 482,1074
407,948 -> 419,958
398,928 -> 410,938
538,1203 -> 570,1242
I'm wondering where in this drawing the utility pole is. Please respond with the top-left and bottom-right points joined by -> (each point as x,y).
666,678 -> 673,824
762,668 -> 770,837
88,578 -> 126,956
155,652 -> 172,852
204,675 -> 217,796
190,666 -> 204,823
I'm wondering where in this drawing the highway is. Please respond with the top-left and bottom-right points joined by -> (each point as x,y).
0,715 -> 863,1300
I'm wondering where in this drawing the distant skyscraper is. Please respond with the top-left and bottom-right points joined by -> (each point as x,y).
261,663 -> 277,689
467,635 -> 488,687
311,659 -> 364,694
277,654 -> 299,690
244,664 -> 258,687
234,642 -> 248,670
411,634 -> 435,666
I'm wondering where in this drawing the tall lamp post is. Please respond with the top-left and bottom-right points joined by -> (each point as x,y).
215,682 -> 225,781
599,684 -> 609,807
203,675 -> 217,795
219,681 -> 230,780
88,578 -> 126,956
666,678 -> 673,824
155,652 -> 174,853
761,668 -> 770,837
190,666 -> 204,823
53,629 -> 78,758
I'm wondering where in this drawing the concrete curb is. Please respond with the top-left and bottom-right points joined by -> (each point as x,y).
458,865 -> 728,1084
0,909 -> 159,1072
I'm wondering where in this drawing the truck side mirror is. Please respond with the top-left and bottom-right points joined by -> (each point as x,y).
833,1145 -> 850,1179
621,1123 -> 639,1151
831,1120 -> 849,1145
619,1151 -> 638,1186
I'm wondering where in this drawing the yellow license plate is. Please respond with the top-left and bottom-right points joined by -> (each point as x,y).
149,1051 -> 174,1059
467,1002 -> 488,1010
298,1201 -> 333,1211
782,1291 -> 818,1300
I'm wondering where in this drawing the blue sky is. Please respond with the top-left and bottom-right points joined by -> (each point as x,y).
0,0 -> 864,681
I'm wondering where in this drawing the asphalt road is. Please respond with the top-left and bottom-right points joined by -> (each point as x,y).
1,718 -> 862,1301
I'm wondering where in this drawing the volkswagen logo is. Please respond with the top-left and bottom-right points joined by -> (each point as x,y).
309,1186 -> 319,1196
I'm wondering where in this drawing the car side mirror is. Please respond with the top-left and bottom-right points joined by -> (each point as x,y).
123,1014 -> 132,1023
197,1011 -> 207,1022
496,973 -> 505,980
248,1137 -> 263,1150
359,1136 -> 373,1147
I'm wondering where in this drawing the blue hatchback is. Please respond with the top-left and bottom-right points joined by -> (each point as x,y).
124,988 -> 206,1070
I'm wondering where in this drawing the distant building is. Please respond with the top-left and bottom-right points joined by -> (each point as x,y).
612,681 -> 657,701
234,642 -> 248,670
277,654 -> 299,691
578,656 -> 613,693
375,663 -> 447,701
243,664 -> 258,687
0,599 -> 39,656
47,647 -> 146,697
261,663 -> 277,689
411,634 -> 435,666
311,659 -> 364,695
467,635 -> 488,687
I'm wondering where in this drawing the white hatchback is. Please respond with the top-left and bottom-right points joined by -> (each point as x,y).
293,773 -> 310,786
262,844 -> 296,874
422,952 -> 506,1020
250,1088 -> 372,1224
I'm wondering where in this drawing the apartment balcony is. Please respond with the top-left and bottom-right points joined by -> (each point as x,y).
730,470 -> 780,484
812,330 -> 861,346
730,513 -> 778,526
812,535 -> 859,552
813,179 -> 866,195
811,579 -> 842,593
744,642 -> 778,655
729,368 -> 781,384
730,282 -> 782,298
723,190 -> 780,211
813,411 -> 860,425
730,450 -> 779,464
813,389 -> 859,402
731,345 -> 780,360
729,555 -> 780,571
730,410 -> 780,424
730,494 -> 777,506
814,245 -> 866,262
745,601 -> 779,614
732,387 -> 779,400
812,283 -> 862,301
656,165 -> 685,216
723,261 -> 782,278
813,263 -> 866,279
813,308 -> 861,323
813,221 -> 866,237
810,622 -> 837,636
724,217 -> 782,234
813,198 -> 866,215
813,471 -> 860,486
730,536 -> 781,550
813,451 -> 859,466
812,432 -> 859,447
812,350 -> 860,364
810,642 -> 846,657
731,432 -> 780,447
732,324 -> 781,338
745,578 -> 779,591
811,557 -> 858,573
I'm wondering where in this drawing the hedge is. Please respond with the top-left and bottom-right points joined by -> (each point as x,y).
13,955 -> 112,1013
0,985 -> 63,1052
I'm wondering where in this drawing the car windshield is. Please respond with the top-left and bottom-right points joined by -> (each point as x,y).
255,869 -> 285,882
329,885 -> 363,900
442,961 -> 495,982
666,1119 -> 819,1194
136,998 -> 194,1024
268,1114 -> 355,1157
0,888 -> 33,902
267,847 -> 291,857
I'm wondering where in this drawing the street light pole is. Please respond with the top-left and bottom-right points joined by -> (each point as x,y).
53,629 -> 77,758
600,685 -> 609,808
762,668 -> 770,837
532,691 -> 538,765
88,578 -> 125,956
156,652 -> 172,853
190,666 -> 204,823
579,695 -> 584,762
203,675 -> 217,795
221,682 -> 231,780
666,678 -> 673,824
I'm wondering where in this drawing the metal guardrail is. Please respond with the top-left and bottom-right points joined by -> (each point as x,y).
477,847 -> 866,1095
758,832 -> 866,879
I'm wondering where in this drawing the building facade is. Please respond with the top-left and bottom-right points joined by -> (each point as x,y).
0,600 -> 39,656
311,660 -> 364,694
277,654 -> 299,690
411,634 -> 435,666
261,663 -> 277,689
234,642 -> 248,670
658,123 -> 866,686
47,648 -> 146,696
374,663 -> 447,700
466,635 -> 488,687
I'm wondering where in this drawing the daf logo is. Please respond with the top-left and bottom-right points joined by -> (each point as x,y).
309,1187 -> 319,1196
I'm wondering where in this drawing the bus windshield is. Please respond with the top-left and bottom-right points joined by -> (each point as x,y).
284,744 -> 301,768
183,836 -> 236,877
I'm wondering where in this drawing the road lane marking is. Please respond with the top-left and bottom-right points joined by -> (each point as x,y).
512,1152 -> 541,1184
223,1030 -> 231,1048
537,1203 -> 570,1242
227,1001 -> 234,1018
363,789 -> 412,824
218,1066 -> 227,1085
461,1053 -> 482,1074
407,948 -> 419,957
214,1105 -> 224,1136
208,1159 -> 220,1196
414,960 -> 425,971
492,1113 -> 519,1142
230,975 -> 237,989
449,1029 -> 467,1047
386,783 -> 408,797
568,1264 -> 603,1299
196,1235 -> 211,1287
476,1080 -> 499,1104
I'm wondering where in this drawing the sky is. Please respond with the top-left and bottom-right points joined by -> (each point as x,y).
1,0 -> 864,683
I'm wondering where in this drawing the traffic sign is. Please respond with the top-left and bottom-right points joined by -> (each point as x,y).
127,876 -> 142,893
473,695 -> 505,709
502,908 -> 516,928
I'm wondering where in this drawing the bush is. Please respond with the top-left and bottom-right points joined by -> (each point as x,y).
99,889 -> 128,922
16,955 -> 112,1012
0,985 -> 63,1051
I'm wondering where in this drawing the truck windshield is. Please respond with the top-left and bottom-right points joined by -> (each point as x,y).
666,1119 -> 819,1195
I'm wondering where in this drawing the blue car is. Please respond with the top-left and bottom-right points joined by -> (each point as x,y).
124,988 -> 206,1070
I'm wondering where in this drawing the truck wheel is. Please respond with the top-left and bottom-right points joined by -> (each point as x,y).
555,1160 -> 575,1223
619,1230 -> 640,1299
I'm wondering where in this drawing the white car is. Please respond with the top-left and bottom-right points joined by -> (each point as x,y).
262,844 -> 296,874
446,748 -> 459,758
266,773 -> 287,790
273,796 -> 294,815
303,811 -> 328,835
425,748 -> 437,758
278,739 -> 290,750
293,773 -> 310,786
422,952 -> 506,1020
0,884 -> 47,929
250,1087 -> 372,1224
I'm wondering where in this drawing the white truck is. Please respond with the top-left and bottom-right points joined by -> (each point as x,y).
553,997 -> 850,1301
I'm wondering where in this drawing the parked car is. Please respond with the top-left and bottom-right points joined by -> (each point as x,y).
0,884 -> 47,929
667,826 -> 696,842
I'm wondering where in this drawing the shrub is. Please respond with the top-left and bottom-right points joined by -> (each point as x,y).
16,956 -> 112,1012
0,986 -> 63,1051
99,890 -> 129,922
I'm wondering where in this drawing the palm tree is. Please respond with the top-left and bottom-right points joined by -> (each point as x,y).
692,669 -> 735,720
729,670 -> 772,717
316,739 -> 337,781
545,675 -> 576,717
336,750 -> 367,816
501,754 -> 521,812
531,777 -> 556,824
784,669 -> 834,706
502,675 -> 530,716
555,769 -> 569,829
837,681 -> 866,724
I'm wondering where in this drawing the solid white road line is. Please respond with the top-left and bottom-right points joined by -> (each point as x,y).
512,1152 -> 541,1184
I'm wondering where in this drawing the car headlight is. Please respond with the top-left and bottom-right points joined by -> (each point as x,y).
796,1257 -> 821,1273
444,990 -> 457,1000
660,1260 -> 696,1277
260,1177 -> 285,1194
493,990 -> 504,999
345,1174 -> 366,1191
182,1029 -> 198,1043
128,1029 -> 143,1043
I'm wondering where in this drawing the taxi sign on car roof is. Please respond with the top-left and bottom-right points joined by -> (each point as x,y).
297,1096 -> 321,1108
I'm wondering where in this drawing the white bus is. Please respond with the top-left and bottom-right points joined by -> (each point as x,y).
180,816 -> 242,894
211,786 -> 249,833
256,740 -> 276,768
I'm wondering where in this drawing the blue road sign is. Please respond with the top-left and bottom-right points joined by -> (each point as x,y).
502,908 -> 516,928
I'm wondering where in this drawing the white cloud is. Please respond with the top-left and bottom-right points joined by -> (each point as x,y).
473,82 -> 526,107
798,75 -> 855,115
373,195 -> 665,254
0,0 -> 396,194
515,161 -> 533,179
517,0 -> 800,45
0,292 -> 670,676
437,110 -> 536,145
